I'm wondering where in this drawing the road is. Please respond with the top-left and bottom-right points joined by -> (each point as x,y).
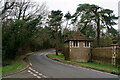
3,50 -> 119,79
3,68 -> 37,78
27,50 -> 118,78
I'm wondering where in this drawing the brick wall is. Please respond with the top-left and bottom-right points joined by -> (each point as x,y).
64,42 -> 70,60
117,47 -> 120,66
91,47 -> 120,66
69,42 -> 90,62
91,48 -> 112,66
70,47 -> 90,62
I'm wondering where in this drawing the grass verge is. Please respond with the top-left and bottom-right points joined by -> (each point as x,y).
2,49 -> 54,76
1,52 -> 31,76
46,54 -> 120,75
2,60 -> 27,75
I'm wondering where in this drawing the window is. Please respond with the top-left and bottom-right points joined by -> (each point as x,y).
85,41 -> 90,47
73,41 -> 78,47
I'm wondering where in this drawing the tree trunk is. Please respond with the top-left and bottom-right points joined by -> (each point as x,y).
80,22 -> 88,32
96,18 -> 100,47
65,20 -> 69,29
55,28 -> 59,56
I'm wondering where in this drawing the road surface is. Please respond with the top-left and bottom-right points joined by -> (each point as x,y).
27,50 -> 118,78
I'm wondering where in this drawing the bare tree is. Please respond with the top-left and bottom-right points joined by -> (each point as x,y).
1,0 -> 48,22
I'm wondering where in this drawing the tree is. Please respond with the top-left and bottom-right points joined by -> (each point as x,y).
64,11 -> 72,29
0,0 -> 15,19
1,0 -> 48,21
48,10 -> 63,55
73,4 -> 118,46
2,0 -> 48,60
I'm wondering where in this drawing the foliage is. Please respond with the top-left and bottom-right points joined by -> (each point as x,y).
48,10 -> 63,31
93,34 -> 113,47
72,4 -> 118,46
64,11 -> 72,29
3,18 -> 41,59
2,19 -> 55,60
48,10 -> 63,55
2,1 -> 54,61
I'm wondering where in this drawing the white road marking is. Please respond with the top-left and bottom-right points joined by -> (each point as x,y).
28,67 -> 47,78
29,67 -> 38,73
43,75 -> 47,78
28,70 -> 41,78
38,73 -> 43,76
35,71 -> 39,74
29,63 -> 32,66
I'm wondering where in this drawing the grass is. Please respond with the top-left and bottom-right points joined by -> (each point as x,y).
1,52 -> 30,76
0,67 -> 1,75
46,54 -> 120,75
2,59 -> 27,76
2,60 -> 26,75
47,54 -> 64,60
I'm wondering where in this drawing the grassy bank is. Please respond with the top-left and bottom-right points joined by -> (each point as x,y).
2,60 -> 27,75
2,49 -> 54,76
46,54 -> 120,75
2,52 -> 30,76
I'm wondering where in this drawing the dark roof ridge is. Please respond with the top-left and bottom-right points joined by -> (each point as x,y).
65,31 -> 93,42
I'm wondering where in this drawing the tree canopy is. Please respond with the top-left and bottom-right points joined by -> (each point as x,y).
72,4 -> 118,46
48,10 -> 63,55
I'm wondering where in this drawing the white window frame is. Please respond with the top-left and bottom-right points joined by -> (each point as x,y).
69,41 -> 71,48
84,41 -> 90,48
73,41 -> 79,47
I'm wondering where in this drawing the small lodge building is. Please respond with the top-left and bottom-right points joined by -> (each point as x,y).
64,32 -> 93,62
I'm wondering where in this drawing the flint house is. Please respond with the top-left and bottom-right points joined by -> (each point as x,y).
64,32 -> 93,62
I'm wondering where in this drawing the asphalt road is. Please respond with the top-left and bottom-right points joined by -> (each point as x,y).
3,68 -> 37,78
28,50 -> 119,78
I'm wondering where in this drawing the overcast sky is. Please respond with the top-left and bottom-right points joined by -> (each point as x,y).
34,0 -> 119,29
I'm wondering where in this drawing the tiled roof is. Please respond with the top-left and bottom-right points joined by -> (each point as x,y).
65,32 -> 93,42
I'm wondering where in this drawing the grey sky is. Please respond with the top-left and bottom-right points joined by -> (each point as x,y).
34,0 -> 119,29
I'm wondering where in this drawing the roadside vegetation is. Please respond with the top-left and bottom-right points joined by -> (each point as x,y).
2,54 -> 29,75
2,60 -> 26,75
47,54 -> 120,75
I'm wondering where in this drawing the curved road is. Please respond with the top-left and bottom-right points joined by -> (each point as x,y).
28,50 -> 118,78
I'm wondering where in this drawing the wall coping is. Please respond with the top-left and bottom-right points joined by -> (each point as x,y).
92,47 -> 112,49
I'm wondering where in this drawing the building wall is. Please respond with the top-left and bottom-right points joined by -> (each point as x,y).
69,41 -> 90,62
64,42 -> 70,60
